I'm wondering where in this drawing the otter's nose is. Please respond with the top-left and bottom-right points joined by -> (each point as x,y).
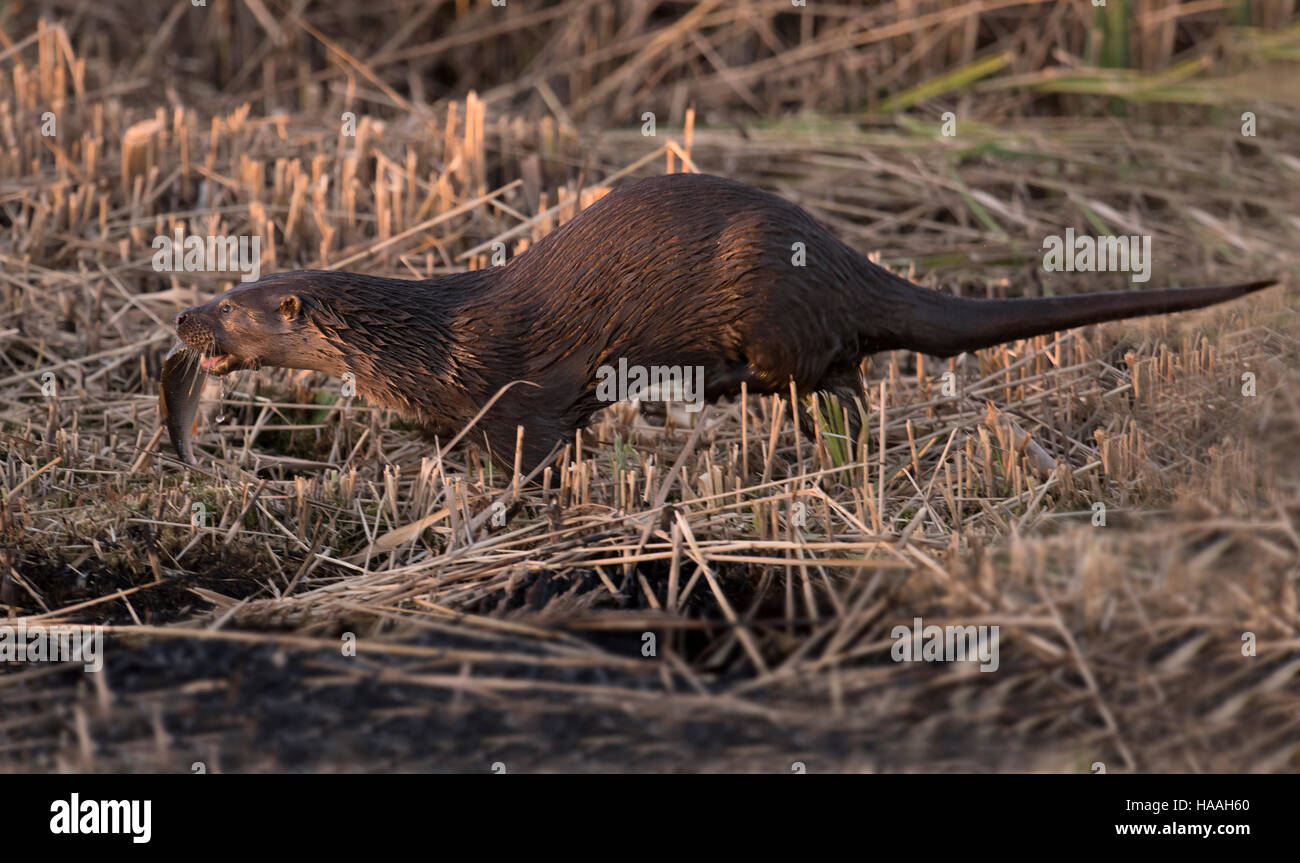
175,308 -> 202,334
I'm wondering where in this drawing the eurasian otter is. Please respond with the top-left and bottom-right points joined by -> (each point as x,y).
164,173 -> 1276,469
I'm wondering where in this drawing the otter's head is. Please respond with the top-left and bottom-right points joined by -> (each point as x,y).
173,274 -> 348,376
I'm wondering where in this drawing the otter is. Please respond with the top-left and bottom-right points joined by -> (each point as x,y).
163,173 -> 1276,469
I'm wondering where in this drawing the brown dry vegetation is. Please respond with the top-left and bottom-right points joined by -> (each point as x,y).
1,1 -> 1299,772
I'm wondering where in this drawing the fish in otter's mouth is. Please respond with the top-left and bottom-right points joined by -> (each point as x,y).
160,305 -> 261,464
158,341 -> 206,465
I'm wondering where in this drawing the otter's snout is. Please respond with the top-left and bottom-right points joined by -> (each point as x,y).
174,307 -> 216,350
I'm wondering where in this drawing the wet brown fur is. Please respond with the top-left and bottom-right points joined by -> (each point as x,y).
172,173 -> 1275,469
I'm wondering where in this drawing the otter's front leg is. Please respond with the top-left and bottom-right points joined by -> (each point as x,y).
476,409 -> 570,475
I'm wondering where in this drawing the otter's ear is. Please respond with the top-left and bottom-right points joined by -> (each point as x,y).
278,295 -> 302,319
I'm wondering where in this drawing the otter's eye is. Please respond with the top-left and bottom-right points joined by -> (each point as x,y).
220,304 -> 232,315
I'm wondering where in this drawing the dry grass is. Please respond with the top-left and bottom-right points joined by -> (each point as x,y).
1,2 -> 1299,772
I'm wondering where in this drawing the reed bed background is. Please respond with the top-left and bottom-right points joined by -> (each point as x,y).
1,0 -> 1298,772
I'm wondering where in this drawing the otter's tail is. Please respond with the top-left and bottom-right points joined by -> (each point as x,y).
887,279 -> 1277,358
